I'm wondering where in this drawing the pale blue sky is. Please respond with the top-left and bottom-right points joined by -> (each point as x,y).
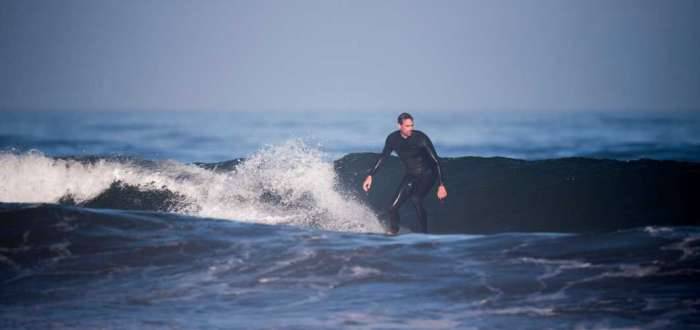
1,0 -> 698,112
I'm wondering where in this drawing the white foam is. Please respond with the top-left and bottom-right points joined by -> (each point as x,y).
661,236 -> 700,261
0,149 -> 132,203
0,139 -> 383,233
338,265 -> 382,279
643,226 -> 674,236
470,306 -> 556,316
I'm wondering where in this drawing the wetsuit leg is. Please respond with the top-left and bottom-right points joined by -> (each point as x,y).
409,168 -> 437,233
385,174 -> 418,233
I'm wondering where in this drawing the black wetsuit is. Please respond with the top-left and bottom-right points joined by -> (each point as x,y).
367,129 -> 445,233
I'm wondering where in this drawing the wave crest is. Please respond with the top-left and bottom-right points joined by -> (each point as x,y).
0,139 -> 383,233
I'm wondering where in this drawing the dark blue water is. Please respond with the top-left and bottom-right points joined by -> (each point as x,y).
1,203 -> 699,329
1,109 -> 699,329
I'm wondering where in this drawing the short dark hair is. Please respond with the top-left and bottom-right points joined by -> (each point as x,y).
397,112 -> 413,125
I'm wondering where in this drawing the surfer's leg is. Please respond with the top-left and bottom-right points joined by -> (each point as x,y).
410,169 -> 437,233
386,175 -> 416,234
409,194 -> 427,233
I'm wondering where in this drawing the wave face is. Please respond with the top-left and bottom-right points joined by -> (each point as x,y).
1,202 -> 699,328
334,152 -> 700,234
0,139 -> 382,233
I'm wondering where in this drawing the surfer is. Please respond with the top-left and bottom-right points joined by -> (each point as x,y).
362,112 -> 447,235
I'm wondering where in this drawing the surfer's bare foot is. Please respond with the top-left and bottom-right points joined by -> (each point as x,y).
380,222 -> 399,236
384,226 -> 399,236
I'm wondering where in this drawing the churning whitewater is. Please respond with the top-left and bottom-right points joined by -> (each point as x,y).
0,139 -> 383,233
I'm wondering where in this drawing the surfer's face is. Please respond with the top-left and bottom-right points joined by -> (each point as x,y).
398,118 -> 414,137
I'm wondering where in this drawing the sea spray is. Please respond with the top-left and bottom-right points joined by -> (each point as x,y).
0,140 -> 383,233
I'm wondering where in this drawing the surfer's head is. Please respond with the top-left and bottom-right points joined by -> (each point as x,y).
397,112 -> 414,137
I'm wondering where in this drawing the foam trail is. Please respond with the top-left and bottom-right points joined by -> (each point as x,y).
0,139 -> 383,233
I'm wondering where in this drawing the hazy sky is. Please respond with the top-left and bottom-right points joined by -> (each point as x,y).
1,0 -> 698,112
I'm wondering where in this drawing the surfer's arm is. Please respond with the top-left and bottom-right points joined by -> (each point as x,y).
423,134 -> 446,186
368,135 -> 392,177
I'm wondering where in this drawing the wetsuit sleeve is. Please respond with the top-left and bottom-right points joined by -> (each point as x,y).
368,134 -> 392,177
422,134 -> 446,186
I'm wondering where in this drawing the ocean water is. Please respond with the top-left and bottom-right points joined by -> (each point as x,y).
2,109 -> 699,163
1,109 -> 699,329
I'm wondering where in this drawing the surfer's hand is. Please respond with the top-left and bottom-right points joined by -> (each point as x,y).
437,184 -> 447,200
362,175 -> 372,192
